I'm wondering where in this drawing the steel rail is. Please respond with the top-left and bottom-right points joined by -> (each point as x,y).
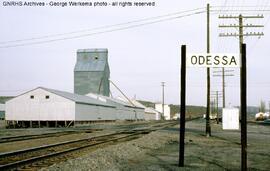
0,122 -> 179,170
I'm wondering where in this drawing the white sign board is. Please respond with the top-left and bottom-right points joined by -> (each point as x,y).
222,108 -> 239,130
187,53 -> 240,68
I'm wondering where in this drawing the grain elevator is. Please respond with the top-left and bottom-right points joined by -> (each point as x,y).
74,49 -> 110,96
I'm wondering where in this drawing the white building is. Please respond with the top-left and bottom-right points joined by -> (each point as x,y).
155,104 -> 171,120
86,93 -> 144,120
130,100 -> 161,120
5,87 -> 144,127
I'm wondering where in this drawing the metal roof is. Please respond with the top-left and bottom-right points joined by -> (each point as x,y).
86,93 -> 144,109
131,100 -> 160,113
41,87 -> 115,108
130,100 -> 146,109
74,60 -> 106,72
77,49 -> 108,53
145,107 -> 160,114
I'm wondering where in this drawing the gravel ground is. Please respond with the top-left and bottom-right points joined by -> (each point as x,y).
0,121 -> 163,153
0,120 -> 156,137
0,131 -> 117,153
40,129 -> 178,171
40,119 -> 270,171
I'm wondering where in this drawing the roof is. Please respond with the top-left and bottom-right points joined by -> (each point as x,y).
75,48 -> 109,72
131,100 -> 160,113
130,100 -> 146,109
74,60 -> 106,72
86,93 -> 144,109
77,49 -> 108,53
41,87 -> 115,108
145,107 -> 160,114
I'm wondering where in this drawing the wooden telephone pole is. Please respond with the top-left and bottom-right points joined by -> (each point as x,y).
206,3 -> 211,137
219,14 -> 263,171
219,14 -> 264,110
161,82 -> 165,119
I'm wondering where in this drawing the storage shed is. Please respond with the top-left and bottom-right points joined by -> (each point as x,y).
5,87 -> 117,128
130,100 -> 160,120
5,87 -> 146,128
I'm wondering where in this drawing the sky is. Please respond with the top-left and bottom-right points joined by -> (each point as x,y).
0,0 -> 270,107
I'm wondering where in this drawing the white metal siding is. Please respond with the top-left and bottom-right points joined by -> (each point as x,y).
6,88 -> 75,121
136,109 -> 145,120
116,108 -> 144,120
75,103 -> 116,121
144,112 -> 156,120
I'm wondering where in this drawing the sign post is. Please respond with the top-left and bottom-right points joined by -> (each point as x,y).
179,45 -> 186,167
240,43 -> 247,171
179,48 -> 243,167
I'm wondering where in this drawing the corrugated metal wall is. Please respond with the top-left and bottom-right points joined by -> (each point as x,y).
6,89 -> 75,121
75,103 -> 116,121
144,112 -> 156,120
6,88 -> 145,122
74,49 -> 110,96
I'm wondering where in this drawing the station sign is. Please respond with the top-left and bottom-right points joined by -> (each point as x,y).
186,53 -> 240,68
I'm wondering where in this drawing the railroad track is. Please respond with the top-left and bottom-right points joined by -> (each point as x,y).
0,120 -> 180,144
0,121 -> 178,170
0,129 -> 102,144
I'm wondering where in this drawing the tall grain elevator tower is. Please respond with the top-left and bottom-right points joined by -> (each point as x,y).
74,49 -> 110,96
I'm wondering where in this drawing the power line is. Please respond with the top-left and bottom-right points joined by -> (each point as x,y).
0,7 -> 205,45
212,6 -> 270,8
0,11 -> 205,49
211,9 -> 270,12
0,9 -> 205,48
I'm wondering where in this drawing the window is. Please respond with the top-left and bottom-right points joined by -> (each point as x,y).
94,56 -> 98,60
45,95 -> 50,99
30,95 -> 34,99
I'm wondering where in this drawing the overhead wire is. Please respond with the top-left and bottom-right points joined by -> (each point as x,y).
0,8 -> 205,48
249,0 -> 270,53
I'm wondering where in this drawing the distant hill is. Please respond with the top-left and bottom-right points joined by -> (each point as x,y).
0,96 -> 14,104
247,106 -> 259,115
138,100 -> 155,108
170,104 -> 205,118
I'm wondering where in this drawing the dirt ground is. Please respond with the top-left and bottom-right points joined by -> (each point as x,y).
41,119 -> 270,171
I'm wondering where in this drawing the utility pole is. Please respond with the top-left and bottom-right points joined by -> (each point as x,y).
222,68 -> 225,108
211,91 -> 222,124
213,69 -> 234,108
219,13 -> 263,171
219,14 -> 264,109
161,82 -> 165,120
206,3 -> 211,137
216,91 -> 219,124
